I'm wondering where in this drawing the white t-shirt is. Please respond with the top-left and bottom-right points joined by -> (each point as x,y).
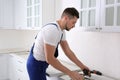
33,22 -> 66,61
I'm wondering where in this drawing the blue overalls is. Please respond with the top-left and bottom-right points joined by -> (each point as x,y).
27,23 -> 63,80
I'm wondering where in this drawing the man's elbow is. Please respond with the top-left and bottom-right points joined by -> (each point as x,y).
46,56 -> 55,64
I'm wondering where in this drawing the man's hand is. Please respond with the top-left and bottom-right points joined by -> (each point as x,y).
68,71 -> 84,80
83,68 -> 91,77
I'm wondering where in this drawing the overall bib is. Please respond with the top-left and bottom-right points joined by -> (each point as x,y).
27,23 -> 63,80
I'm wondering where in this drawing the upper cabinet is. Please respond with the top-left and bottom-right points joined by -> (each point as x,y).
80,0 -> 100,31
79,0 -> 120,32
0,0 -> 14,29
26,0 -> 42,29
100,0 -> 120,32
26,0 -> 55,29
0,0 -> 55,30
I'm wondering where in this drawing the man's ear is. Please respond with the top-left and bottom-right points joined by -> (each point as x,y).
64,16 -> 69,21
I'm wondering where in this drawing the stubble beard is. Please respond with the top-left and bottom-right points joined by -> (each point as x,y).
65,23 -> 70,31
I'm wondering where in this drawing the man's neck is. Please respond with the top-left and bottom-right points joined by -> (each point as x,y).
57,20 -> 65,31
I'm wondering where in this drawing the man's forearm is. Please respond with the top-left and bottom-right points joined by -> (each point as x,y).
65,50 -> 85,70
47,57 -> 72,75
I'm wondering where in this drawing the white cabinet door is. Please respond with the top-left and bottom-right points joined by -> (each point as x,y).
0,0 -> 14,29
79,0 -> 120,32
8,54 -> 18,80
0,54 -> 8,80
100,0 -> 120,32
79,0 -> 101,31
15,57 -> 29,80
8,54 -> 29,80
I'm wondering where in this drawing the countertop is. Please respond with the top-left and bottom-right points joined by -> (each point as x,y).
15,52 -> 80,76
61,74 -> 117,80
0,48 -> 29,54
2,51 -> 117,80
8,51 -> 81,77
11,52 -> 79,80
12,51 -> 29,60
46,59 -> 80,77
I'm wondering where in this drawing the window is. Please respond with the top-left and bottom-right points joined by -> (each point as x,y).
79,0 -> 120,32
27,0 -> 42,28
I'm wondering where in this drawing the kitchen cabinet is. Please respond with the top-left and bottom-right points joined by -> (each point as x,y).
0,52 -> 29,80
0,0 -> 26,29
0,54 -> 9,80
79,0 -> 101,31
100,0 -> 120,32
8,54 -> 29,80
27,0 -> 42,28
8,54 -> 18,80
0,0 -> 55,30
0,0 -> 14,29
79,0 -> 120,32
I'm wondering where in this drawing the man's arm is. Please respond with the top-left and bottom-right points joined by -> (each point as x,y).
60,40 -> 89,70
44,43 -> 83,80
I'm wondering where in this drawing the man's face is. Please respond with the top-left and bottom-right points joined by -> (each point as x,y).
65,16 -> 78,31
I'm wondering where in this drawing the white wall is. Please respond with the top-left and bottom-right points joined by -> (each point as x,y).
0,29 -> 38,50
59,28 -> 120,79
56,0 -> 120,79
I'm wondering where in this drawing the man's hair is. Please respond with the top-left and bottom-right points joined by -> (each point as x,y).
61,7 -> 79,18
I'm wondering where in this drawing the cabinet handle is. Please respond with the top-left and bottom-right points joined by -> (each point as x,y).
99,28 -> 102,30
18,69 -> 23,72
18,61 -> 23,63
96,27 -> 102,30
96,28 -> 99,30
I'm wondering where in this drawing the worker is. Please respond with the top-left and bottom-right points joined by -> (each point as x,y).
27,7 -> 90,80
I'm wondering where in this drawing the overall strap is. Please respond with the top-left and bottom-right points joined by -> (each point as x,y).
31,23 -> 63,58
32,23 -> 61,52
35,23 -> 58,39
43,23 -> 58,29
54,33 -> 63,58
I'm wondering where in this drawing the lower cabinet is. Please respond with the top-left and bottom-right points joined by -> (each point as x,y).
8,54 -> 29,80
0,54 -> 9,80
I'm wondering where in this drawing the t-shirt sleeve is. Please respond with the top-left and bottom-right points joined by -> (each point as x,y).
42,26 -> 60,47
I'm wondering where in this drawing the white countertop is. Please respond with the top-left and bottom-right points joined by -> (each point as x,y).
0,48 -> 29,54
6,51 -> 80,77
60,73 -> 117,80
2,51 -> 118,80
9,52 -> 81,78
12,51 -> 29,60
46,59 -> 80,77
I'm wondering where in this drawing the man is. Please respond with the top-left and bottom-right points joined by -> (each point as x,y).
27,7 -> 90,80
